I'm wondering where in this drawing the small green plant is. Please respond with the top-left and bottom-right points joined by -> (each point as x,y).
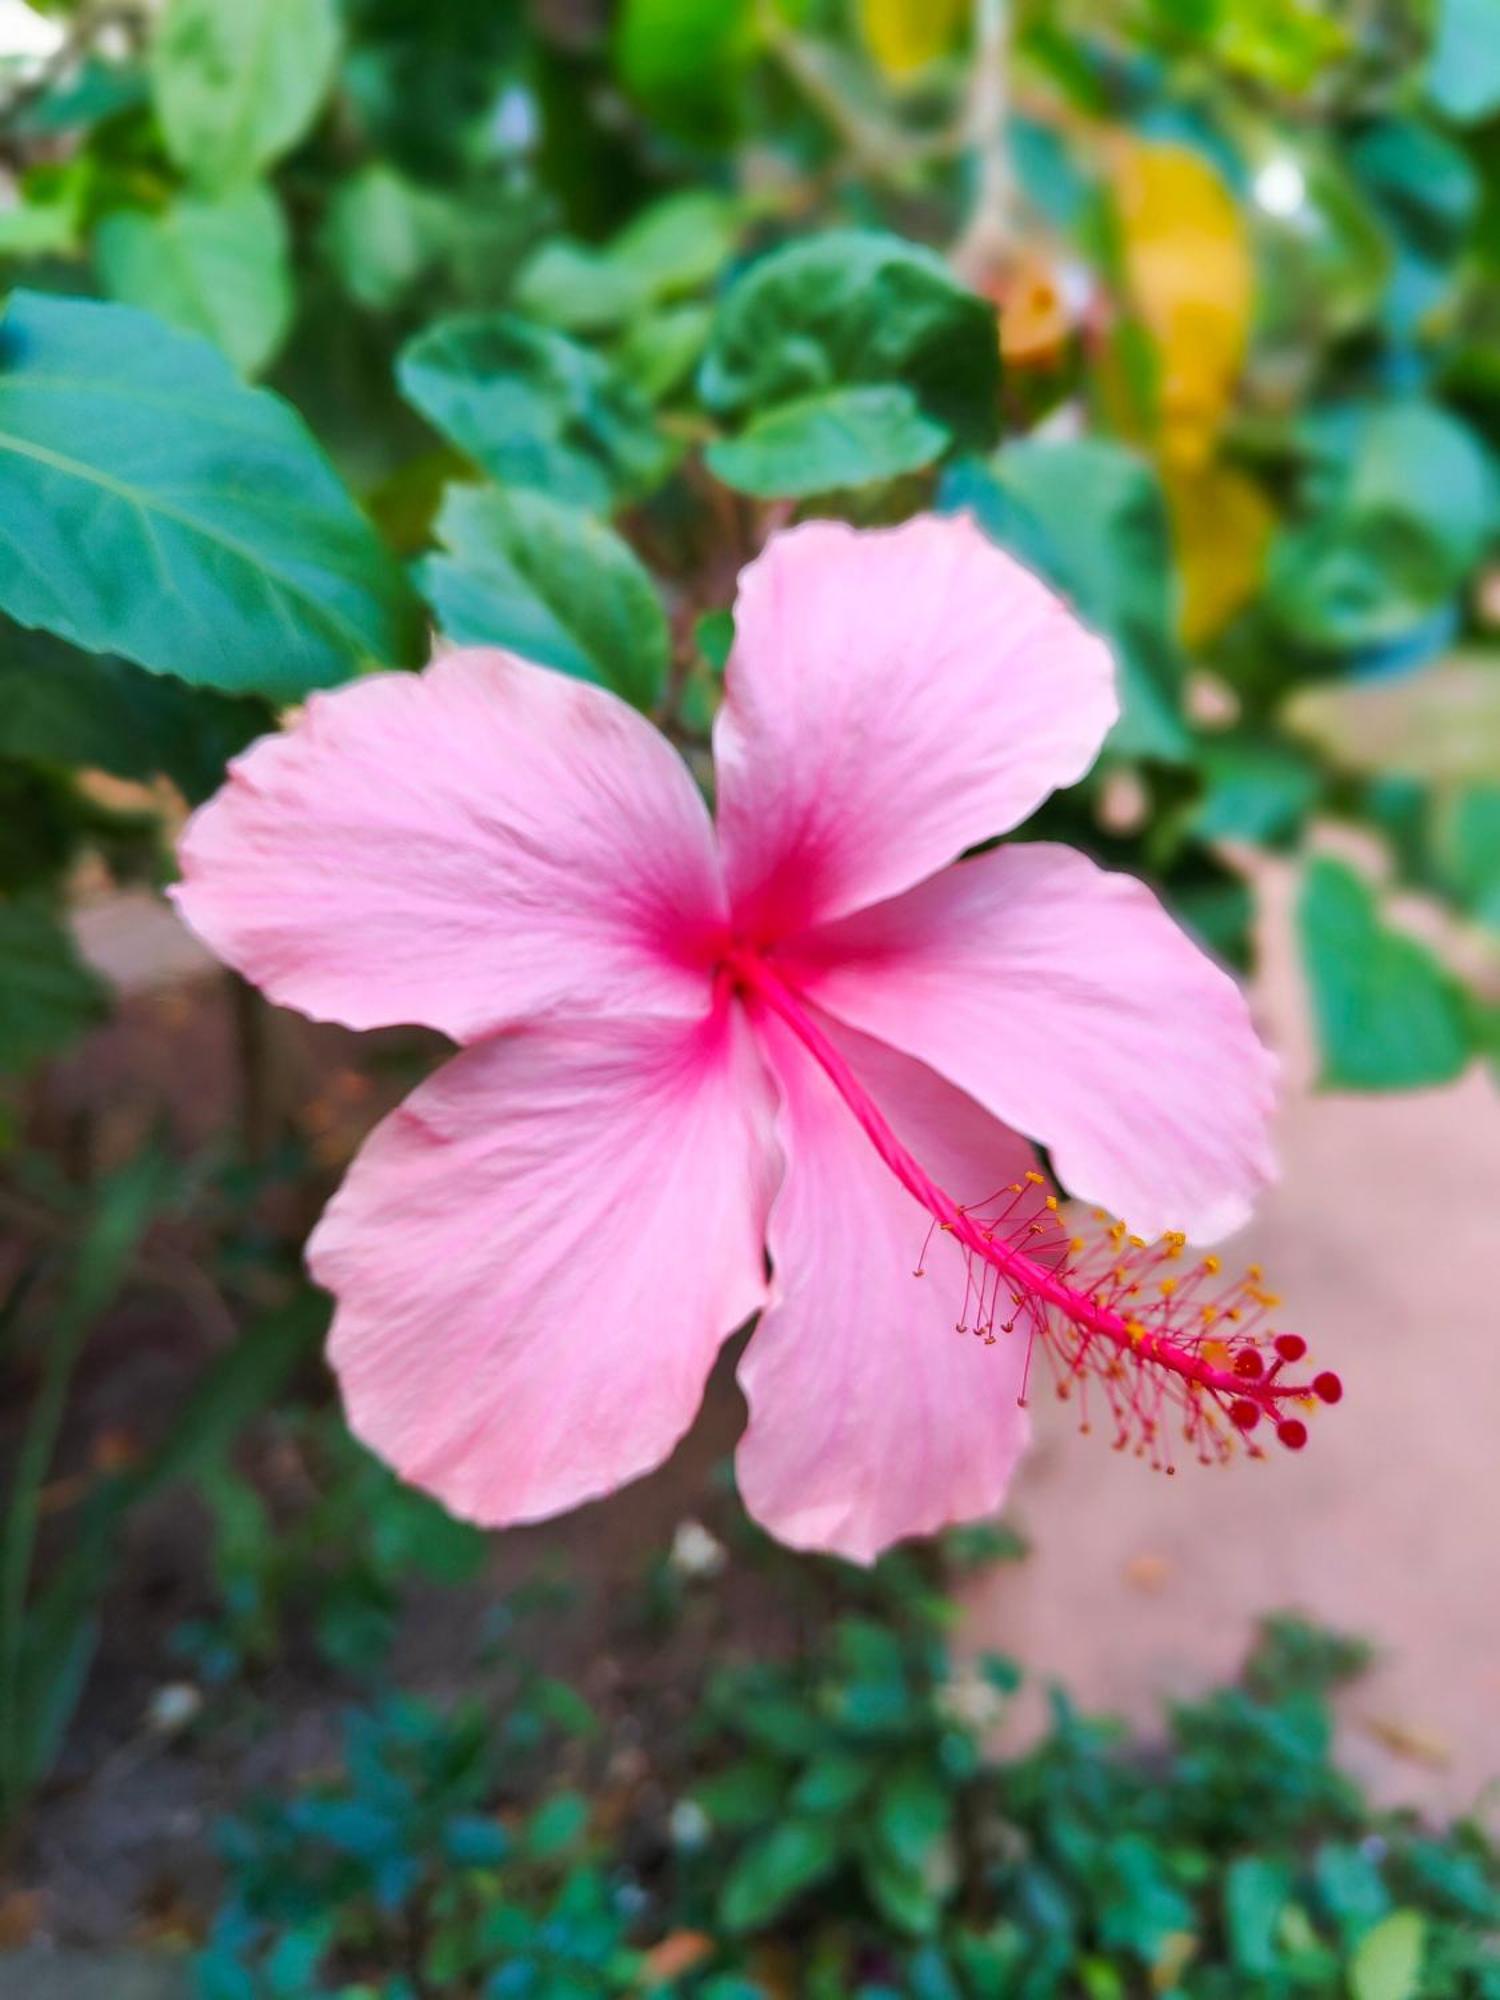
173,1409 -> 490,1686
198,1525 -> 1500,1999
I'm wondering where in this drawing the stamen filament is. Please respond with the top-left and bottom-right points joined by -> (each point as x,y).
730,950 -> 1338,1464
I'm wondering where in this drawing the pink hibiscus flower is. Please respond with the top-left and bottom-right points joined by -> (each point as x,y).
173,514 -> 1339,1562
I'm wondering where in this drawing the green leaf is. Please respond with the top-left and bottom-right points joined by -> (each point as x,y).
1430,785 -> 1500,929
1298,857 -> 1470,1090
526,1791 -> 590,1858
150,0 -> 341,191
707,384 -> 947,498
694,1759 -> 785,1830
95,182 -> 292,378
0,292 -> 420,700
944,444 -> 1189,759
1349,119 -> 1480,261
322,165 -> 459,314
418,485 -> 669,710
1267,515 -> 1454,655
522,189 -> 738,338
1272,403 -> 1499,656
874,1762 -> 951,1873
720,1817 -> 843,1932
398,314 -> 671,512
0,625 -> 266,804
1313,1841 -> 1390,1940
1189,738 -> 1321,847
1350,1910 -> 1425,2000
614,190 -> 739,298
792,1749 -> 874,1815
1303,401 -> 1498,578
701,230 -> 1001,451
0,898 -> 108,1075
618,303 -> 715,405
860,1840 -> 947,1937
615,0 -> 757,142
515,242 -> 644,335
1427,0 -> 1500,123
1224,1857 -> 1290,1975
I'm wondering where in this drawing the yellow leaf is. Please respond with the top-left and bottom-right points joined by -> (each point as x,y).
859,0 -> 967,78
1114,140 -> 1252,471
1165,459 -> 1274,645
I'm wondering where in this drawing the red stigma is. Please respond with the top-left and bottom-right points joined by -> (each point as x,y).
1274,1333 -> 1307,1362
1276,1418 -> 1308,1451
1313,1371 -> 1343,1405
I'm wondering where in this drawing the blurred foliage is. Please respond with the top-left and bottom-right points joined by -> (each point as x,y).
195,1515 -> 1500,1997
0,0 -> 1496,1106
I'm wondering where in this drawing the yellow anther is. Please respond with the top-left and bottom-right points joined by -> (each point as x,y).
1045,1195 -> 1059,1211
1159,1277 -> 1178,1297
1202,1254 -> 1221,1275
1025,1170 -> 1045,1186
1128,1233 -> 1147,1250
1200,1304 -> 1219,1324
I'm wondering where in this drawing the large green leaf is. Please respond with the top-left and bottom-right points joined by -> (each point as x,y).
0,292 -> 420,701
0,624 -> 266,802
942,445 -> 1189,760
1298,857 -> 1470,1090
418,484 -> 670,710
701,230 -> 1001,451
150,0 -> 341,191
398,313 -> 672,512
94,182 -> 293,377
706,385 -> 948,498
0,898 -> 108,1075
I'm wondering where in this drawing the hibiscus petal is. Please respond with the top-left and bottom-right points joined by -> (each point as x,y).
174,650 -> 725,1037
714,513 -> 1117,938
786,842 -> 1276,1241
310,1006 -> 777,1527
737,1010 -> 1039,1564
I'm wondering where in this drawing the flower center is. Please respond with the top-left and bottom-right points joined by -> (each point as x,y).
726,948 -> 1340,1472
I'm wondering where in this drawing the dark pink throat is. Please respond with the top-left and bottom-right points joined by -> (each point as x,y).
724,948 -> 1340,1471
